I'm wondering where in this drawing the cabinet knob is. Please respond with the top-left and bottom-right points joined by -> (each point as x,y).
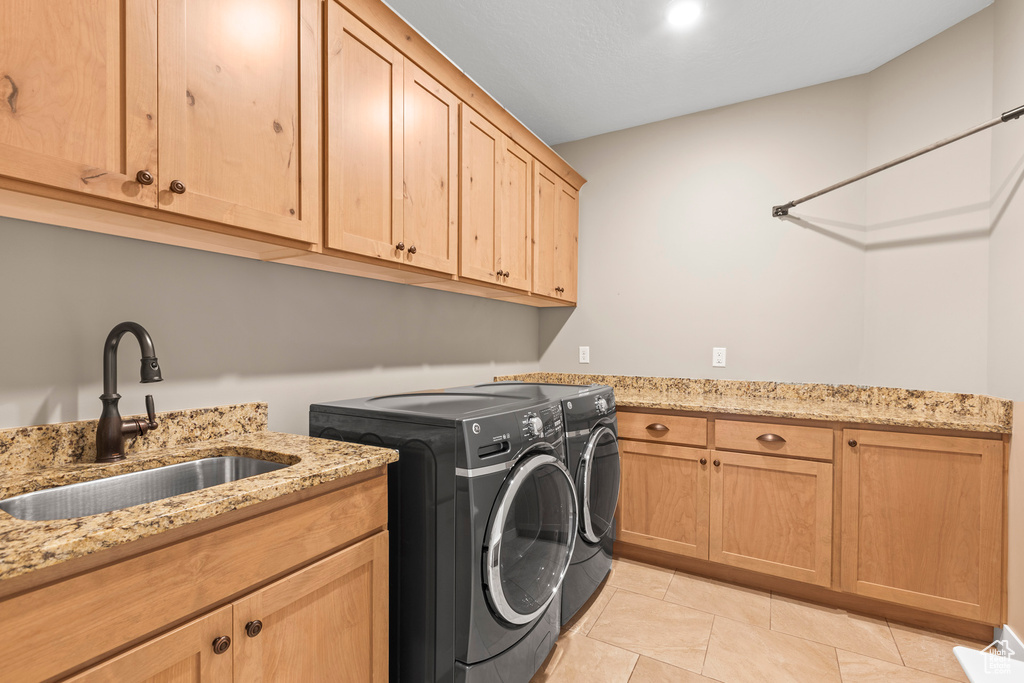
169,179 -> 186,194
135,170 -> 154,185
756,433 -> 786,443
245,620 -> 263,638
713,459 -> 721,467
496,270 -> 505,277
646,423 -> 669,432
408,245 -> 417,254
848,439 -> 858,448
699,457 -> 707,466
395,242 -> 405,251
212,636 -> 231,655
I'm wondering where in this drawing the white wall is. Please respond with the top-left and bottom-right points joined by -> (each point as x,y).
987,0 -> 1024,635
0,217 -> 540,434
542,7 -> 1000,395
541,77 -> 869,384
859,9 -> 993,394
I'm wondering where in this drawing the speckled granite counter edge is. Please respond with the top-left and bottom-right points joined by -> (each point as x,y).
495,373 -> 1013,433
0,406 -> 397,583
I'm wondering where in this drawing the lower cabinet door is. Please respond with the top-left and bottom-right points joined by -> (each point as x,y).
231,532 -> 389,682
841,430 -> 1003,622
617,439 -> 710,559
66,606 -> 233,683
709,452 -> 833,587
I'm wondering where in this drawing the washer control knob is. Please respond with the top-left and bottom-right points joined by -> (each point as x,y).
595,396 -> 608,414
527,415 -> 544,437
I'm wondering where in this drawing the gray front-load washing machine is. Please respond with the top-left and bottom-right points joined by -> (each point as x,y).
447,382 -> 620,625
310,391 -> 578,682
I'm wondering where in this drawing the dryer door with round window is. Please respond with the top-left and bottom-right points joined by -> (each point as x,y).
578,426 -> 621,544
483,451 -> 578,625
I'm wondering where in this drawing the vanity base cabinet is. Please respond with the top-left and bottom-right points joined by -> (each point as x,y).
232,533 -> 388,682
614,408 -> 1007,637
0,471 -> 388,682
618,440 -> 710,559
710,452 -> 832,587
67,606 -> 234,683
841,429 -> 1004,623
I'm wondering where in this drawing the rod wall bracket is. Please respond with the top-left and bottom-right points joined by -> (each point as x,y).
772,202 -> 794,218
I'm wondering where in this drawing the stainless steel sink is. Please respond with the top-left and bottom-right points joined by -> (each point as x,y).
0,456 -> 288,521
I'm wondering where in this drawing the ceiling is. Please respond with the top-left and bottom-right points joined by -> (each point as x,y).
383,0 -> 993,145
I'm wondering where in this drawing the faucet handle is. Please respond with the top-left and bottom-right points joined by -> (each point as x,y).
144,394 -> 158,430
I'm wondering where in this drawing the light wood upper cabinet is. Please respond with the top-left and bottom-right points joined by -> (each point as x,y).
498,136 -> 534,291
460,107 -> 501,284
401,62 -> 458,275
325,3 -> 403,263
233,533 -> 389,682
459,106 -> 533,291
325,7 -> 457,275
158,0 -> 320,243
66,606 -> 233,683
0,0 -> 158,206
618,440 -> 710,559
841,430 -> 1004,622
710,452 -> 832,587
533,163 -> 578,302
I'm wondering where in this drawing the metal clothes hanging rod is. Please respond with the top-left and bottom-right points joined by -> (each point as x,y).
772,103 -> 1024,218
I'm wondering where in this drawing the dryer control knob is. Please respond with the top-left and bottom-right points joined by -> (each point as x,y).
527,415 -> 544,437
595,397 -> 608,414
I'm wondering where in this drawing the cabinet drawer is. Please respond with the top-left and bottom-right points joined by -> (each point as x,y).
715,419 -> 833,461
617,411 -> 707,446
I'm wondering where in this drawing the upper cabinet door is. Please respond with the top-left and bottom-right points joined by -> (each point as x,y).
402,62 -> 458,275
157,0 -> 320,243
498,137 -> 533,292
0,0 -> 158,206
459,105 -> 501,284
532,163 -> 559,298
555,180 -> 579,303
325,4 -> 404,263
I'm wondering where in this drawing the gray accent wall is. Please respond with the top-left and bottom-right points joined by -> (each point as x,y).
0,217 -> 540,434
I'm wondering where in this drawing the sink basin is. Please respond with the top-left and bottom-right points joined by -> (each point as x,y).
0,456 -> 288,521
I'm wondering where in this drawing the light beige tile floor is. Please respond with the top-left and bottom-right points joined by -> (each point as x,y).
533,558 -> 991,683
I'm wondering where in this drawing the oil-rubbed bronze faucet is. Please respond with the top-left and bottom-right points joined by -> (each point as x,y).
96,322 -> 163,463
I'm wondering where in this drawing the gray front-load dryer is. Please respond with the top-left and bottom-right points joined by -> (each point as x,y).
448,382 -> 621,625
310,391 -> 578,682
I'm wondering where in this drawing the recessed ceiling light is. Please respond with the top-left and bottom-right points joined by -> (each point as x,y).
666,0 -> 704,29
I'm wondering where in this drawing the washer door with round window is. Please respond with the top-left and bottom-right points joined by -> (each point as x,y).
483,451 -> 578,625
578,425 -> 621,545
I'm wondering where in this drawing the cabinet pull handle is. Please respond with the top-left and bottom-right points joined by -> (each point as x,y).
212,636 -> 231,655
646,423 -> 669,432
756,433 -> 786,443
408,245 -> 417,254
169,179 -> 186,194
848,439 -> 858,448
699,457 -> 707,465
395,242 -> 405,251
245,620 -> 263,638
135,170 -> 154,185
713,459 -> 721,467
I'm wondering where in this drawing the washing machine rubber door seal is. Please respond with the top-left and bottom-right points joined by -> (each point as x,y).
483,451 -> 578,626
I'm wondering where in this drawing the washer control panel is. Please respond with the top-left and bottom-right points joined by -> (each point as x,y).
519,403 -> 563,443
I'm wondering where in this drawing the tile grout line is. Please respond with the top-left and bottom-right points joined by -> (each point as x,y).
699,614 -> 715,677
884,618 -> 907,667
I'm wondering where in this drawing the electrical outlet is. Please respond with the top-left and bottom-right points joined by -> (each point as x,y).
579,346 -> 590,364
712,347 -> 727,367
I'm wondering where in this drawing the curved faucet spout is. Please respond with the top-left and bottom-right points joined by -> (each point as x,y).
102,322 -> 162,397
97,322 -> 163,463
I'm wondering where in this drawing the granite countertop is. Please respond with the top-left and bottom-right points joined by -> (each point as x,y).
0,403 -> 397,583
495,373 -> 1013,434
